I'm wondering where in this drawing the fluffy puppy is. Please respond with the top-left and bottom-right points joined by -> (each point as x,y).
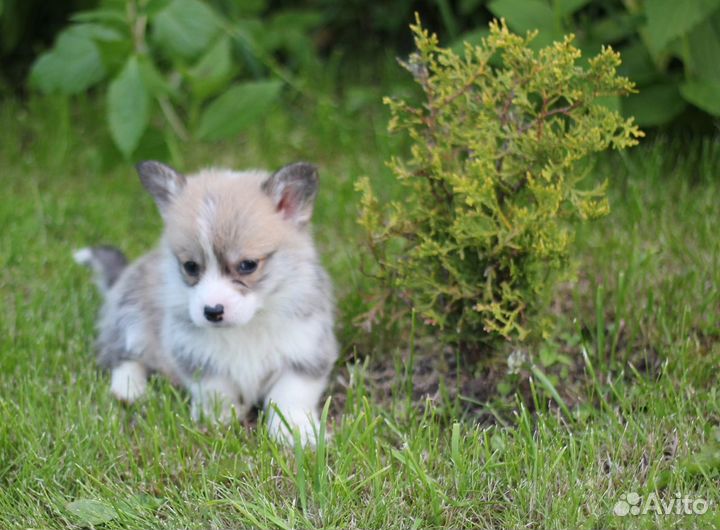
75,161 -> 338,445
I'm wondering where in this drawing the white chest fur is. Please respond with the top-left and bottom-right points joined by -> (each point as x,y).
162,307 -> 326,404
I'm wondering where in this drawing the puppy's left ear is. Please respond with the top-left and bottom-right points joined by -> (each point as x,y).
262,162 -> 319,226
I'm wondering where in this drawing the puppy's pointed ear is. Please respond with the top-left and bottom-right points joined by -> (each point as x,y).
262,162 -> 319,226
135,161 -> 186,215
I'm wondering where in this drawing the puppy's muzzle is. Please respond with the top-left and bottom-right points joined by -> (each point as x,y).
204,304 -> 224,322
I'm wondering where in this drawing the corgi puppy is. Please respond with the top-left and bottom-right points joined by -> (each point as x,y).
75,161 -> 338,445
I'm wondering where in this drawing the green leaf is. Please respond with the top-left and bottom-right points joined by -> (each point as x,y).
29,28 -> 106,94
146,0 -> 173,17
152,0 -> 220,59
488,0 -> 563,48
108,56 -> 150,156
138,56 -> 177,98
685,13 -> 720,83
489,0 -> 554,33
622,82 -> 686,126
196,80 -> 282,141
64,22 -> 133,76
65,23 -> 123,42
554,0 -> 592,17
71,8 -> 126,25
66,499 -> 118,526
95,37 -> 133,75
644,0 -> 720,53
187,36 -> 234,101
680,81 -> 720,116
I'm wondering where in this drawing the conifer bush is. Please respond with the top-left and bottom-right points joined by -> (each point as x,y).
357,18 -> 643,350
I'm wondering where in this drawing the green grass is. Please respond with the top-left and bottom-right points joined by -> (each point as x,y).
0,93 -> 719,529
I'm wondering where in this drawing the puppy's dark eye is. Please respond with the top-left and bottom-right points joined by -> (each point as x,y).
183,260 -> 200,277
237,260 -> 258,274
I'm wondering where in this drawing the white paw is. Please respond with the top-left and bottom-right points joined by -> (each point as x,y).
267,408 -> 320,447
73,247 -> 93,265
110,361 -> 147,403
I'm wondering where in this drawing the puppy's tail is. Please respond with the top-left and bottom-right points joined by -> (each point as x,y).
73,245 -> 128,295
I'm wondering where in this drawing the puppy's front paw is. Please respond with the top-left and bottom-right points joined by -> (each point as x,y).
267,408 -> 321,447
110,361 -> 148,403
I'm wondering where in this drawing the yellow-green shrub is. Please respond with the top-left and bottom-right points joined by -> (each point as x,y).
357,18 -> 643,349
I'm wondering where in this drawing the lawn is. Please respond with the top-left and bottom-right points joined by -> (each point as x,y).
0,92 -> 718,529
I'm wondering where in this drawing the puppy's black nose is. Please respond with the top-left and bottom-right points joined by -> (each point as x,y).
204,304 -> 224,322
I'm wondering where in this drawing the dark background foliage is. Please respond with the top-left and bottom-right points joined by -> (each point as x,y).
0,0 -> 97,88
3,0 -> 719,135
0,0 -> 449,88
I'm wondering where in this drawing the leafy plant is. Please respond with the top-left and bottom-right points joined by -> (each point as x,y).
481,0 -> 720,126
357,18 -> 642,350
28,0 -> 322,157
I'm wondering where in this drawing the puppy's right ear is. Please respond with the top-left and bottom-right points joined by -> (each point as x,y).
135,161 -> 186,215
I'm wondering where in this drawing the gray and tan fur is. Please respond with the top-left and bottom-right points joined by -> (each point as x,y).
75,161 -> 338,445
